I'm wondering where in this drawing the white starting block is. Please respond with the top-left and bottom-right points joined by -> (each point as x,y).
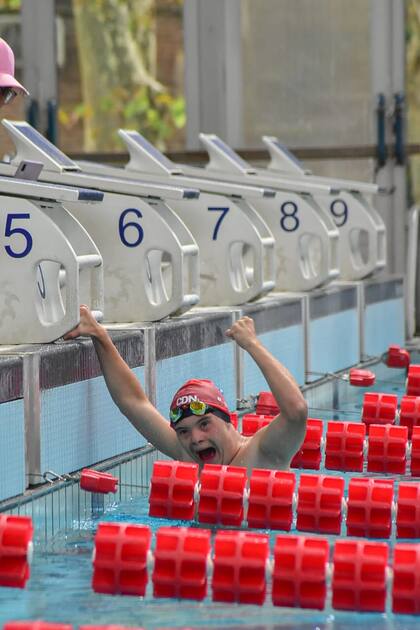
82,129 -> 337,293
136,131 -> 339,291
261,136 -> 387,280
176,133 -> 340,291
79,131 -> 276,306
0,177 -> 104,344
0,120 -> 200,322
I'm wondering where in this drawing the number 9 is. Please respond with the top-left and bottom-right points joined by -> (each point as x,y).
330,199 -> 348,227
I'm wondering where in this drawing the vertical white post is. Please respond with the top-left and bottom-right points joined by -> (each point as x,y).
184,0 -> 243,149
370,0 -> 407,275
391,0 -> 407,276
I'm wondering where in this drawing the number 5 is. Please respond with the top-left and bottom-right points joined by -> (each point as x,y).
4,213 -> 33,258
208,207 -> 229,240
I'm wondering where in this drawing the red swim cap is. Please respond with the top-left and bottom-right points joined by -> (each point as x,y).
169,378 -> 230,425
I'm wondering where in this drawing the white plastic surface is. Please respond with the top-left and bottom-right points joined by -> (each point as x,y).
262,136 -> 387,279
83,131 -> 277,305
0,120 -> 201,322
65,193 -> 200,321
196,134 -> 340,290
0,196 -> 103,344
115,129 -> 337,293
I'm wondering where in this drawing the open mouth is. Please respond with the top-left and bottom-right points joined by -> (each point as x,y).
197,447 -> 216,462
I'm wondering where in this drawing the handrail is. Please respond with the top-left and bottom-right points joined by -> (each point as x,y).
67,142 -> 420,166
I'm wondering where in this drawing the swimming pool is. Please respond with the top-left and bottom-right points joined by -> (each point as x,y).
1,359 -> 419,629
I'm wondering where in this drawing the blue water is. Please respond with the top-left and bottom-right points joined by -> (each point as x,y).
1,360 -> 420,629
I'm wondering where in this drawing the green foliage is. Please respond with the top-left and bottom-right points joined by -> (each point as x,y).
59,87 -> 185,151
0,0 -> 20,11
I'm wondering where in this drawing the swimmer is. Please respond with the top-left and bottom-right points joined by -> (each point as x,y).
0,38 -> 29,108
65,306 -> 308,475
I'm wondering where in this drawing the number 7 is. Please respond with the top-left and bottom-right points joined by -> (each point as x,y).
208,207 -> 229,240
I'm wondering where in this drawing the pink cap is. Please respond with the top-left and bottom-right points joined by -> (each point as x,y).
0,38 -> 28,95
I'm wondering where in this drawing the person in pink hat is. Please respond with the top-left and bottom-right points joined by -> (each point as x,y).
65,306 -> 308,475
0,37 -> 28,107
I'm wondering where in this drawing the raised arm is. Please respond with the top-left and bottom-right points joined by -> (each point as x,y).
225,316 -> 307,465
64,306 -> 181,459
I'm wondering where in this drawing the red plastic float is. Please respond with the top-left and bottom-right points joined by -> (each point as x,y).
367,424 -> 408,474
411,426 -> 420,476
290,418 -> 323,470
198,464 -> 247,526
80,469 -> 118,494
212,530 -> 269,604
152,526 -> 211,600
241,413 -> 275,437
0,514 -> 33,588
230,412 -> 238,430
325,421 -> 365,472
399,395 -> 420,438
247,469 -> 295,530
396,482 -> 420,538
4,624 -> 72,630
407,365 -> 420,396
92,522 -> 151,596
361,392 -> 398,432
346,477 -> 394,538
80,627 -> 144,630
272,534 -> 329,610
392,543 -> 420,614
332,540 -> 388,612
149,460 -> 198,520
348,368 -> 376,387
296,474 -> 344,535
387,344 -> 410,369
255,391 -> 279,416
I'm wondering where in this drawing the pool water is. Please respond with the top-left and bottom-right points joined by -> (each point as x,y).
1,360 -> 420,629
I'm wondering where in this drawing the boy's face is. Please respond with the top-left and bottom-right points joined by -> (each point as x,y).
173,412 -> 232,466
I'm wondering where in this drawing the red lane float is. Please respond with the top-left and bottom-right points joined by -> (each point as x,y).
3,624 -> 73,630
361,392 -> 398,432
152,526 -> 211,600
229,412 -> 238,430
149,460 -> 198,520
88,524 -> 420,613
396,482 -> 420,538
348,368 -> 376,387
272,535 -> 329,610
407,365 -> 420,396
241,413 -> 275,436
92,522 -> 151,596
198,464 -> 247,526
399,395 -> 420,438
346,478 -> 394,538
296,474 -> 344,535
255,391 -> 279,416
290,418 -> 323,470
392,544 -> 420,614
247,469 -> 295,530
212,530 -> 269,605
80,469 -> 118,494
411,426 -> 420,476
0,514 -> 33,588
367,424 -> 408,474
80,627 -> 144,630
332,540 -> 388,612
325,421 -> 365,472
387,344 -> 410,369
